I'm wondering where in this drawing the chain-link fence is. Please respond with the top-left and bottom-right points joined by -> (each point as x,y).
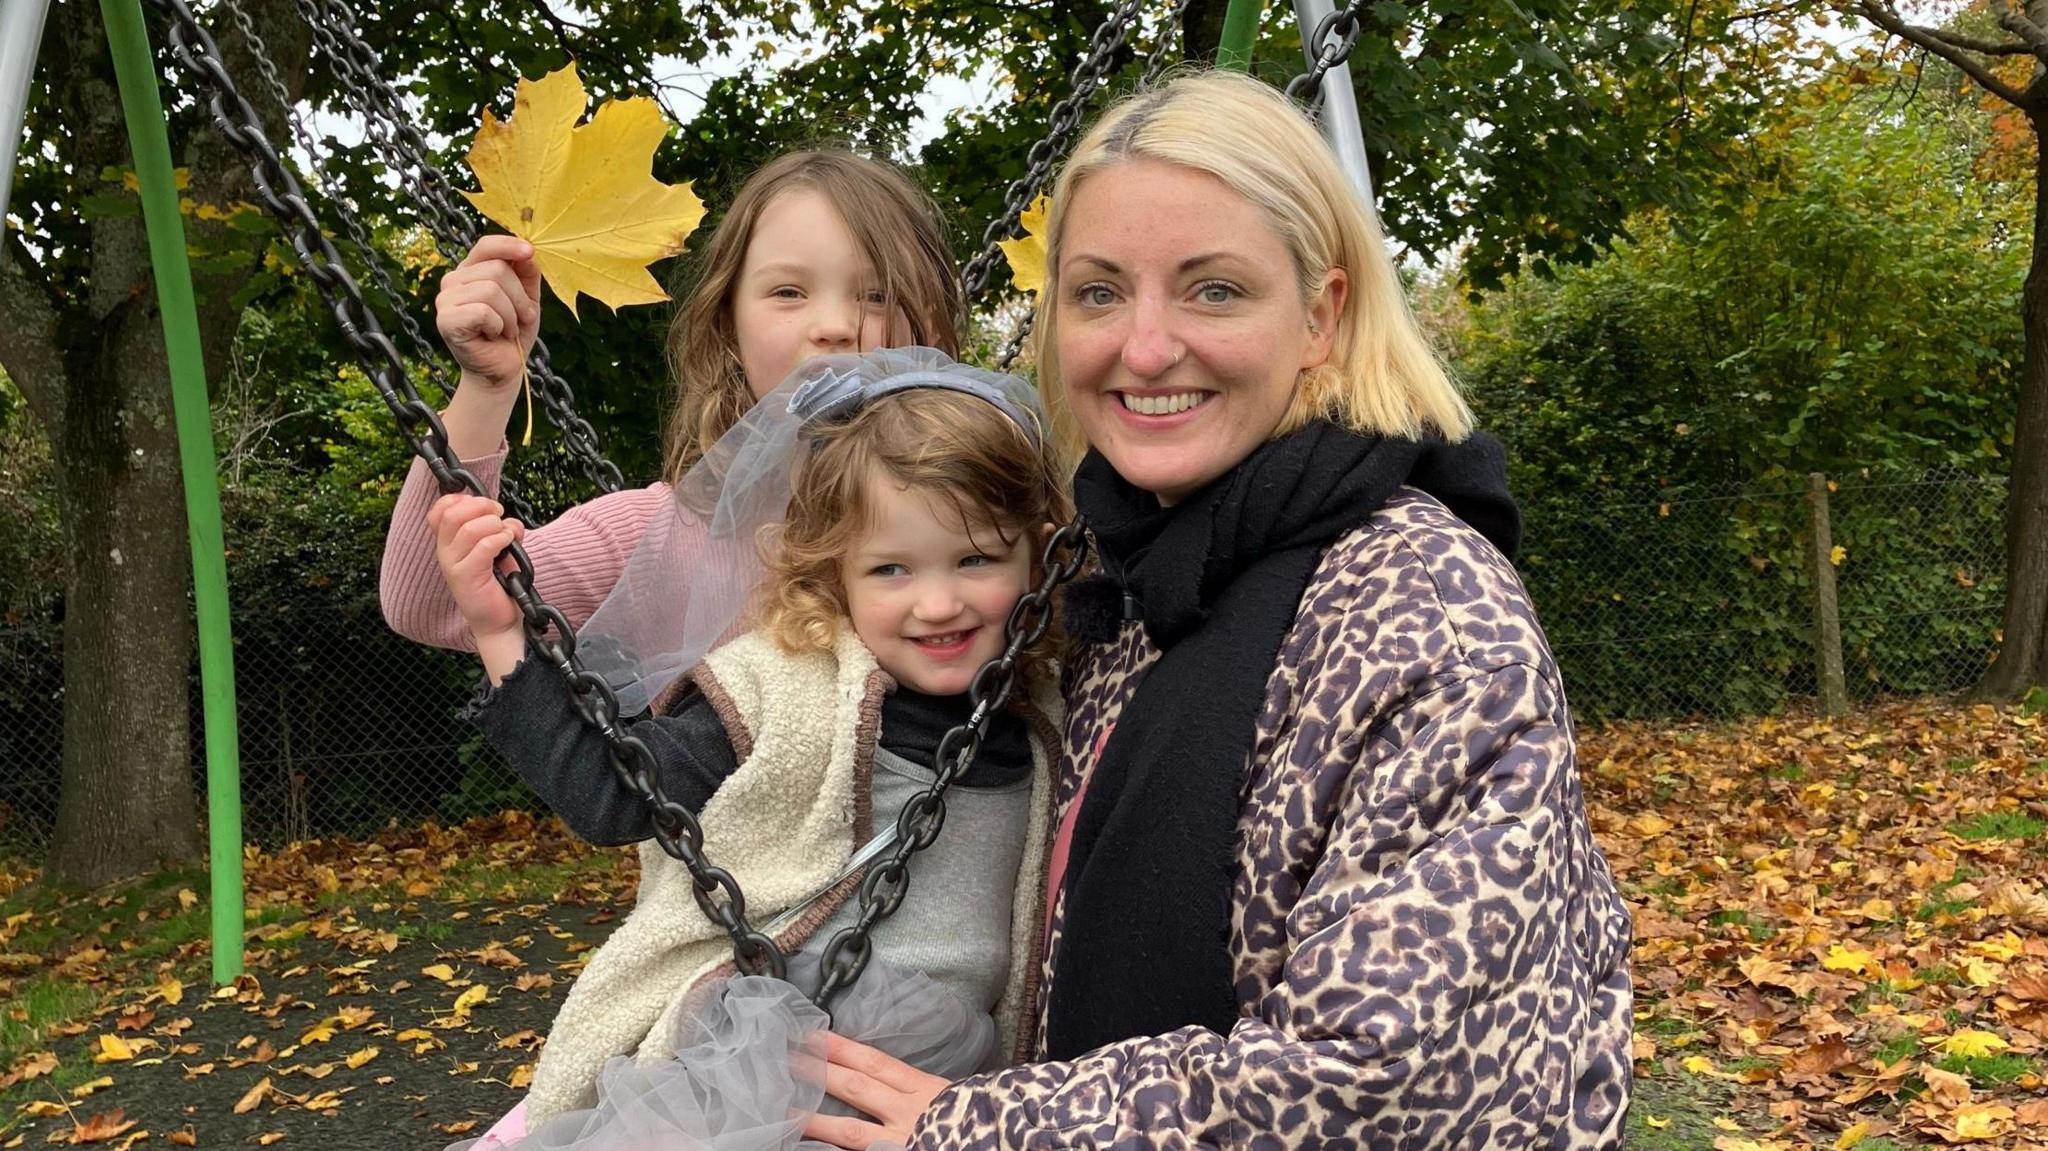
1521,464 -> 2008,721
0,464 -> 2014,859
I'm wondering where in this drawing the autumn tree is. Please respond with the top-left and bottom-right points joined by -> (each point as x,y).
1848,0 -> 2048,698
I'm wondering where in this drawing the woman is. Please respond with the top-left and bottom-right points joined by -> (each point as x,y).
803,70 -> 1634,1150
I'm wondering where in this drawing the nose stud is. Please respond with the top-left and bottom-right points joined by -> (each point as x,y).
1170,349 -> 1185,368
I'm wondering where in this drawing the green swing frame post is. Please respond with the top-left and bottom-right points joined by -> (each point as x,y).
1217,0 -> 1266,69
98,0 -> 246,984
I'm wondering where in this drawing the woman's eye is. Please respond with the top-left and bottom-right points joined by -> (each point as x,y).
771,286 -> 804,300
1195,281 -> 1240,305
1075,284 -> 1117,308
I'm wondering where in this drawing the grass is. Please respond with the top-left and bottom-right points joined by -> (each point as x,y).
1947,811 -> 2048,842
1937,1053 -> 2038,1084
1914,964 -> 1966,987
0,975 -> 100,1060
1916,866 -> 1984,922
1871,1034 -> 1921,1065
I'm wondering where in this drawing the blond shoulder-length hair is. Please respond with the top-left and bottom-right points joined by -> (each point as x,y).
1032,69 -> 1472,454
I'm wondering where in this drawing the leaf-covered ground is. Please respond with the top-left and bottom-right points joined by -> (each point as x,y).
1591,700 -> 2048,1150
0,812 -> 641,1149
1,700 -> 2044,1149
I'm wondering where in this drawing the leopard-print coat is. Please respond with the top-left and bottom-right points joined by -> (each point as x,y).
909,489 -> 1634,1150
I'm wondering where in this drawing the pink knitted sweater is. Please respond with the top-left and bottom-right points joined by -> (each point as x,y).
379,447 -> 670,651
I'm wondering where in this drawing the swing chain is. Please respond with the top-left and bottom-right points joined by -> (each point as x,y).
145,0 -> 786,978
986,0 -> 1190,371
1285,1 -> 1366,113
959,0 -> 1147,303
214,0 -> 548,527
813,521 -> 1090,1011
292,0 -> 629,497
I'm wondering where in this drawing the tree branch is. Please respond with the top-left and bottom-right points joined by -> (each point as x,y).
0,230 -> 69,447
1988,0 -> 2048,58
1922,24 -> 2035,54
1857,0 -> 2031,106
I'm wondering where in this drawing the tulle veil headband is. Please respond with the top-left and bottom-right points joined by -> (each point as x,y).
578,346 -> 1048,716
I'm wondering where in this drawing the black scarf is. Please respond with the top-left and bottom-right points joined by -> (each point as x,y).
1044,422 -> 1520,1060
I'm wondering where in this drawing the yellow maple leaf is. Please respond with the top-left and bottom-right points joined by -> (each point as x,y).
421,964 -> 457,983
997,195 -> 1051,296
158,977 -> 184,1006
1963,955 -> 2004,987
1952,1103 -> 2015,1140
1940,1029 -> 2011,1058
344,1046 -> 379,1070
1821,943 -> 1875,975
1683,1055 -> 1717,1076
94,1035 -> 135,1063
1834,1121 -> 1869,1149
464,63 -> 705,318
1645,1116 -> 1669,1130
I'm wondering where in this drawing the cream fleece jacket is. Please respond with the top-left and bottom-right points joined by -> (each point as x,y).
524,627 -> 1059,1123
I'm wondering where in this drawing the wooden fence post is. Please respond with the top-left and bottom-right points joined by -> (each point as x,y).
1808,472 -> 1848,716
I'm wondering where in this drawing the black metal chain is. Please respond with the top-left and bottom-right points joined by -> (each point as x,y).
293,0 -> 628,497
959,0 -> 1147,304
218,0 -> 542,527
145,0 -> 783,977
812,521 -> 1088,1011
989,0 -> 1191,371
1285,2 -> 1367,115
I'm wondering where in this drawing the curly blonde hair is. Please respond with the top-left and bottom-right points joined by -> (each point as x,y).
756,390 -> 1071,693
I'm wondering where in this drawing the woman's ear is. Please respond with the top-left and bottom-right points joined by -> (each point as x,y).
1301,268 -> 1350,371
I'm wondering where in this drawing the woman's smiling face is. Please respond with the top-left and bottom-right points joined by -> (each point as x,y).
1053,158 -> 1344,503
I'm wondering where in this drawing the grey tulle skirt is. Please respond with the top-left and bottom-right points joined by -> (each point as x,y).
471,954 -> 995,1151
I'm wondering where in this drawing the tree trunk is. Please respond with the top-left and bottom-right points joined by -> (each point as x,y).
45,302 -> 205,885
1974,117 -> 2048,699
5,0 -> 310,883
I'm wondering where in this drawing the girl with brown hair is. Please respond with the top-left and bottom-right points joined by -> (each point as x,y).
379,150 -> 965,649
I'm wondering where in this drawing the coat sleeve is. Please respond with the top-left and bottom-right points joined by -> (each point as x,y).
464,646 -> 741,847
378,451 -> 671,650
909,660 -> 1634,1151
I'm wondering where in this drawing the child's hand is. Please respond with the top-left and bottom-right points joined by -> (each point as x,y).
428,493 -> 527,644
435,235 -> 542,392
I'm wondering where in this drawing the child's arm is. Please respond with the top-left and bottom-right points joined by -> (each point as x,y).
465,650 -> 739,846
434,235 -> 540,459
430,493 -> 742,844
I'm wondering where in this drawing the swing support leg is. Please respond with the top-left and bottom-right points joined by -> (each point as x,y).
1216,0 -> 1265,69
99,0 -> 246,984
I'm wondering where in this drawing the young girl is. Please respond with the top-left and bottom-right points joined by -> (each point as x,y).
383,149 -> 966,650
430,350 -> 1068,1151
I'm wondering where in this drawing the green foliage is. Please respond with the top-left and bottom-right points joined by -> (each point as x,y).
1444,90 -> 2023,718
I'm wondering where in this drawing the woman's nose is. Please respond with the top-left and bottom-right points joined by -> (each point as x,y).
1120,296 -> 1182,378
